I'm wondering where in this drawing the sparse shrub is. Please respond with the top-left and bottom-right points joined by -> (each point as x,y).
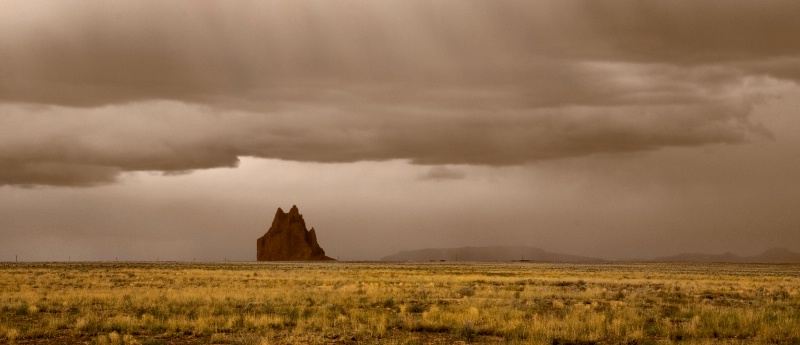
283,308 -> 299,327
382,297 -> 396,309
14,304 -> 29,316
304,297 -> 315,306
325,303 -> 347,316
456,286 -> 475,298
613,290 -> 626,300
773,288 -> 790,301
407,303 -> 425,313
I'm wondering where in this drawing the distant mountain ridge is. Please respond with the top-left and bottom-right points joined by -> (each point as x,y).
380,246 -> 603,262
380,246 -> 800,263
655,248 -> 800,263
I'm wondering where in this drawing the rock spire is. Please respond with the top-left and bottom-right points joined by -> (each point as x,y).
256,205 -> 334,261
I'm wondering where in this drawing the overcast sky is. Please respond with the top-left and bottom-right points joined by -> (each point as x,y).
2,1 -> 799,261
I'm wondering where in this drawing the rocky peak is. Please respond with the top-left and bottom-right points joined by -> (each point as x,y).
257,206 -> 333,261
271,205 -> 305,231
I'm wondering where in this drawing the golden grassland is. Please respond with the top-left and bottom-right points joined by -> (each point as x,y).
1,262 -> 799,344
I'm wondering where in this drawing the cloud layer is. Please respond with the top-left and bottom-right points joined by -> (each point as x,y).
1,1 -> 798,186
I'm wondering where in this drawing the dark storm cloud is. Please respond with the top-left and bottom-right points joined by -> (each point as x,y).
0,1 -> 797,186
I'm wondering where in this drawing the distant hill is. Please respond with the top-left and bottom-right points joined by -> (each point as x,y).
655,248 -> 800,263
380,246 -> 603,262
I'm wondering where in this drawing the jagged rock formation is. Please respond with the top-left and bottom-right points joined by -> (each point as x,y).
257,205 -> 334,261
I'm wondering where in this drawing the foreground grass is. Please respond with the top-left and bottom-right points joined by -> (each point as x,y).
1,262 -> 799,344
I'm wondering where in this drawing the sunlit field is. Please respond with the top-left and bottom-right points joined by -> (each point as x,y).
1,262 -> 799,344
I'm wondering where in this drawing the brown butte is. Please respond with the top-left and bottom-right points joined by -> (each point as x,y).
256,205 -> 334,261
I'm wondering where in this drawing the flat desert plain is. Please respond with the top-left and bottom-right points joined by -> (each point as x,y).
1,262 -> 799,344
